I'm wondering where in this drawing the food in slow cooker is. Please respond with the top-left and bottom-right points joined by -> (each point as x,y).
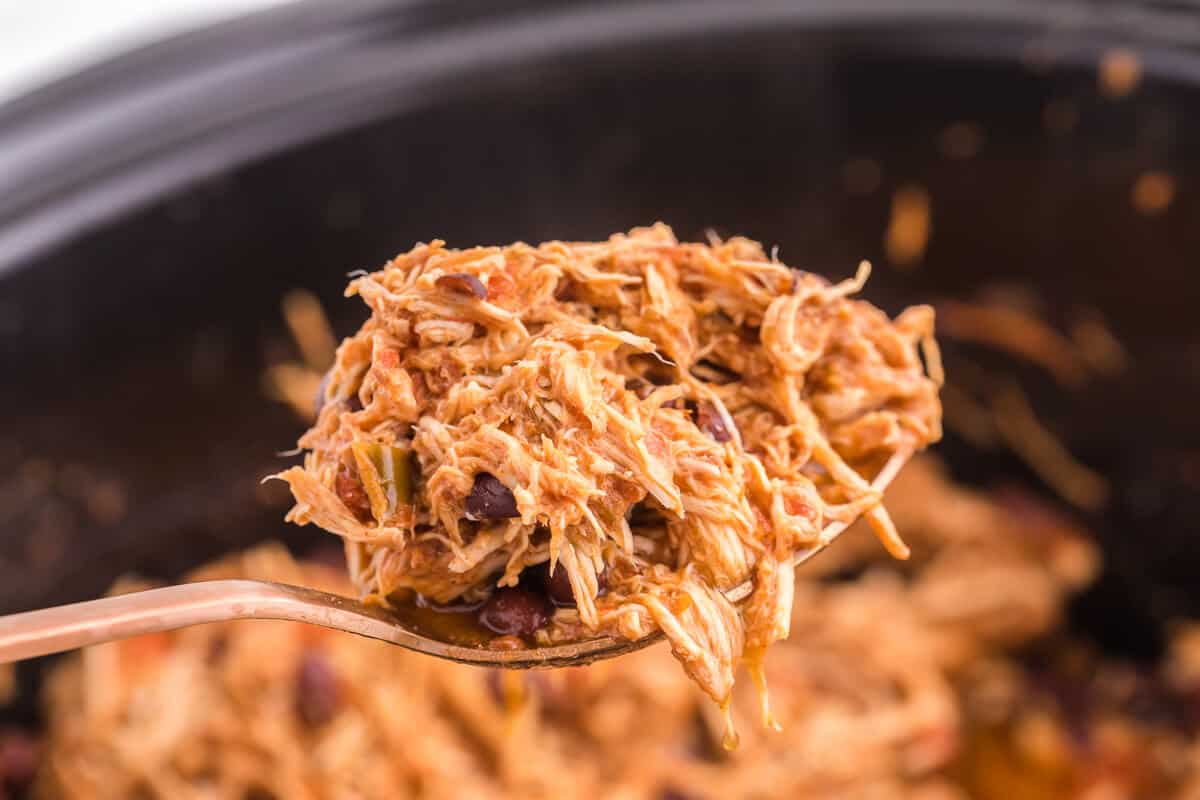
274,224 -> 943,731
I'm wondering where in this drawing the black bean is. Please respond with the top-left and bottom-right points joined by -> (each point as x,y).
0,729 -> 39,789
478,587 -> 551,636
537,562 -> 607,606
695,401 -> 733,443
542,563 -> 574,605
436,273 -> 487,299
296,651 -> 340,726
465,473 -> 520,520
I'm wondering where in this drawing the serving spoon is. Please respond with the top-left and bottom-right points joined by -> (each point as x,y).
0,453 -> 908,667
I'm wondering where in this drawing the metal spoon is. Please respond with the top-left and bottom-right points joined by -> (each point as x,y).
0,546 -> 799,668
0,454 -> 906,667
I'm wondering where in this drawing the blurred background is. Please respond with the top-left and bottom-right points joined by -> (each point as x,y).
2,1 -> 1200,797
0,1 -> 292,104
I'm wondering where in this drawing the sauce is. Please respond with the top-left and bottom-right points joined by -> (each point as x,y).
389,590 -> 496,647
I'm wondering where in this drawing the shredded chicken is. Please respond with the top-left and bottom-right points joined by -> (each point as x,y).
937,299 -> 1089,388
275,225 -> 942,723
886,185 -> 933,268
990,382 -> 1109,512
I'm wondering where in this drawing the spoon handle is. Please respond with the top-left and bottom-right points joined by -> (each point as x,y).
0,580 -> 412,663
0,579 -> 654,668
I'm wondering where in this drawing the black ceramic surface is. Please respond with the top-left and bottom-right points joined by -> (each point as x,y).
1,0 -> 1198,722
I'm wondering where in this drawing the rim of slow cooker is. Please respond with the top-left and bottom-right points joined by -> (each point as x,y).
1,0 -> 1197,275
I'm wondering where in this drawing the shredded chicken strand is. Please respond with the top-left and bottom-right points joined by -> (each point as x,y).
276,225 -> 942,719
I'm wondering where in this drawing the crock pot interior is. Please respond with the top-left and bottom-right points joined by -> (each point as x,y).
1,3 -> 1198,722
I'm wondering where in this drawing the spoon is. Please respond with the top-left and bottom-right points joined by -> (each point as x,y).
0,452 -> 908,667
